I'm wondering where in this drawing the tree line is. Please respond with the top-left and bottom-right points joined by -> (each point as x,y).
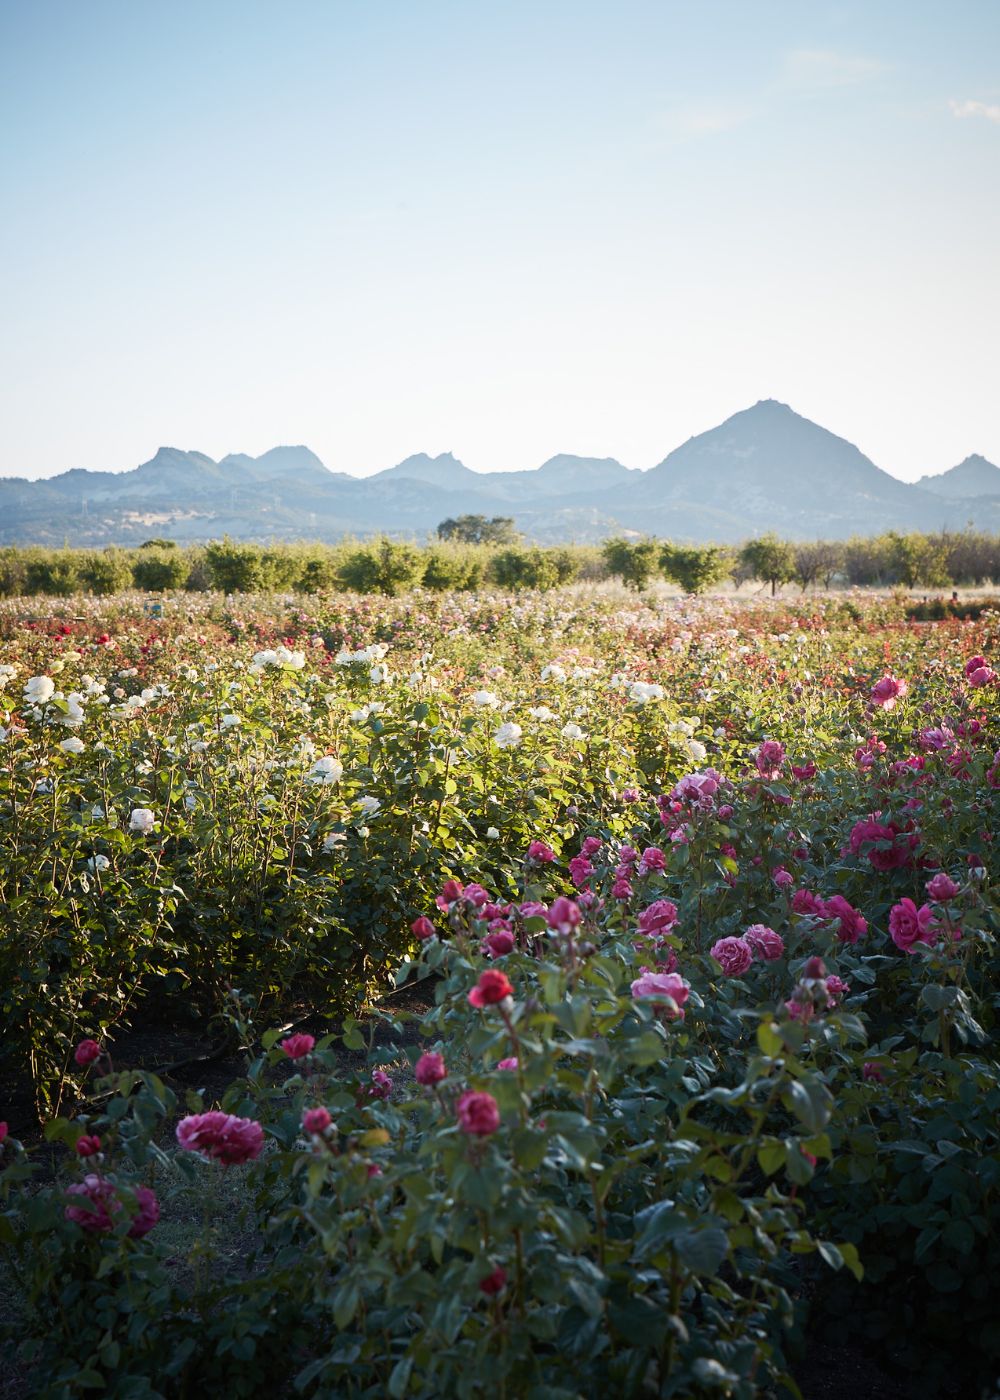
1,527 -> 999,599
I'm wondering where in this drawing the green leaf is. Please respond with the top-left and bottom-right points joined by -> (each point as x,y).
757,1140 -> 786,1175
674,1225 -> 728,1276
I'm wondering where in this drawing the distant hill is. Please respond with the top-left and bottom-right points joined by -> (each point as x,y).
2,406 -> 999,546
916,454 -> 1000,500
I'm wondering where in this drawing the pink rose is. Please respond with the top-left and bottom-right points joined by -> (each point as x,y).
580,836 -> 602,858
280,1033 -> 315,1060
772,867 -> 793,889
368,1070 -> 393,1100
755,740 -> 785,780
437,880 -> 464,909
527,841 -> 556,864
637,846 -> 666,874
792,762 -> 817,780
744,925 -> 784,961
496,1057 -> 519,1071
76,1135 -> 102,1157
637,899 -> 679,938
519,901 -> 548,920
568,855 -> 594,888
888,898 -> 938,953
65,1175 -> 159,1237
709,936 -> 753,977
824,974 -> 850,1007
462,884 -> 491,909
820,895 -> 867,945
968,665 -> 996,688
862,1062 -> 885,1083
925,872 -> 959,902
479,1265 -> 507,1295
468,970 -> 514,1008
792,889 -> 825,917
303,1107 -> 332,1134
483,928 -> 515,958
870,674 -> 908,709
415,1052 -> 447,1086
74,1039 -> 102,1067
964,655 -> 988,678
456,1090 -> 501,1137
630,969 -> 690,1018
411,915 -> 436,940
546,897 -> 582,933
176,1112 -> 265,1166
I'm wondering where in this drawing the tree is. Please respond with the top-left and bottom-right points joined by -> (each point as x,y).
437,515 -> 518,546
793,541 -> 844,591
660,543 -> 733,595
739,534 -> 796,596
602,538 -> 662,590
337,538 -> 425,595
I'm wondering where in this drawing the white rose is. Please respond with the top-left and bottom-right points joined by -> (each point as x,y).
486,826 -> 501,839
60,736 -> 85,753
129,807 -> 156,834
24,676 -> 55,704
86,853 -> 109,872
472,690 -> 499,709
561,722 -> 586,741
494,722 -> 523,749
322,832 -> 346,852
310,756 -> 344,785
357,795 -> 381,817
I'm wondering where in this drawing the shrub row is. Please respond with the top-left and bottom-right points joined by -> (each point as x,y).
2,528 -> 1000,597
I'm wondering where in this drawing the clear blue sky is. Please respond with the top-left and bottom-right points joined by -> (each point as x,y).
2,0 -> 998,481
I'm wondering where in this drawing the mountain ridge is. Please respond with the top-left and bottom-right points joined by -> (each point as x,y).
2,404 -> 998,546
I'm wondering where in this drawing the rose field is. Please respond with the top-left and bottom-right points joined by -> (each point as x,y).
0,584 -> 998,1399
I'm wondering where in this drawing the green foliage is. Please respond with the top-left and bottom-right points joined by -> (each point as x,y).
338,538 -> 427,595
602,537 -> 662,590
132,549 -> 188,591
660,543 -> 733,594
437,514 -> 518,546
491,546 -> 578,590
739,534 -> 797,595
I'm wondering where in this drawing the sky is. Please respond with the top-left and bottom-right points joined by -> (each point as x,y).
1,0 -> 998,483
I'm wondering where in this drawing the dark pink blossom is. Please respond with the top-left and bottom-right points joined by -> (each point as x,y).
479,1265 -> 507,1295
888,898 -> 939,953
821,895 -> 867,944
709,936 -> 753,976
280,1033 -> 315,1060
755,740 -> 785,780
871,674 -> 908,709
526,840 -> 556,864
926,872 -> 959,901
546,896 -> 582,933
303,1107 -> 332,1134
411,915 -> 436,940
414,1053 -> 447,1086
637,899 -> 678,938
65,1176 -> 159,1237
176,1112 -> 265,1166
74,1039 -> 102,1067
483,928 -> 515,958
744,925 -> 784,961
456,1091 -> 501,1137
468,970 -> 514,1008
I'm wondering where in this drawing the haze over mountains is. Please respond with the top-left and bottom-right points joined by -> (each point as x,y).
2,401 -> 998,547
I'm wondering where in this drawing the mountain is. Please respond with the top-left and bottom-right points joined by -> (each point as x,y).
916,454 -> 1000,500
2,404 -> 1000,546
584,400 -> 935,541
